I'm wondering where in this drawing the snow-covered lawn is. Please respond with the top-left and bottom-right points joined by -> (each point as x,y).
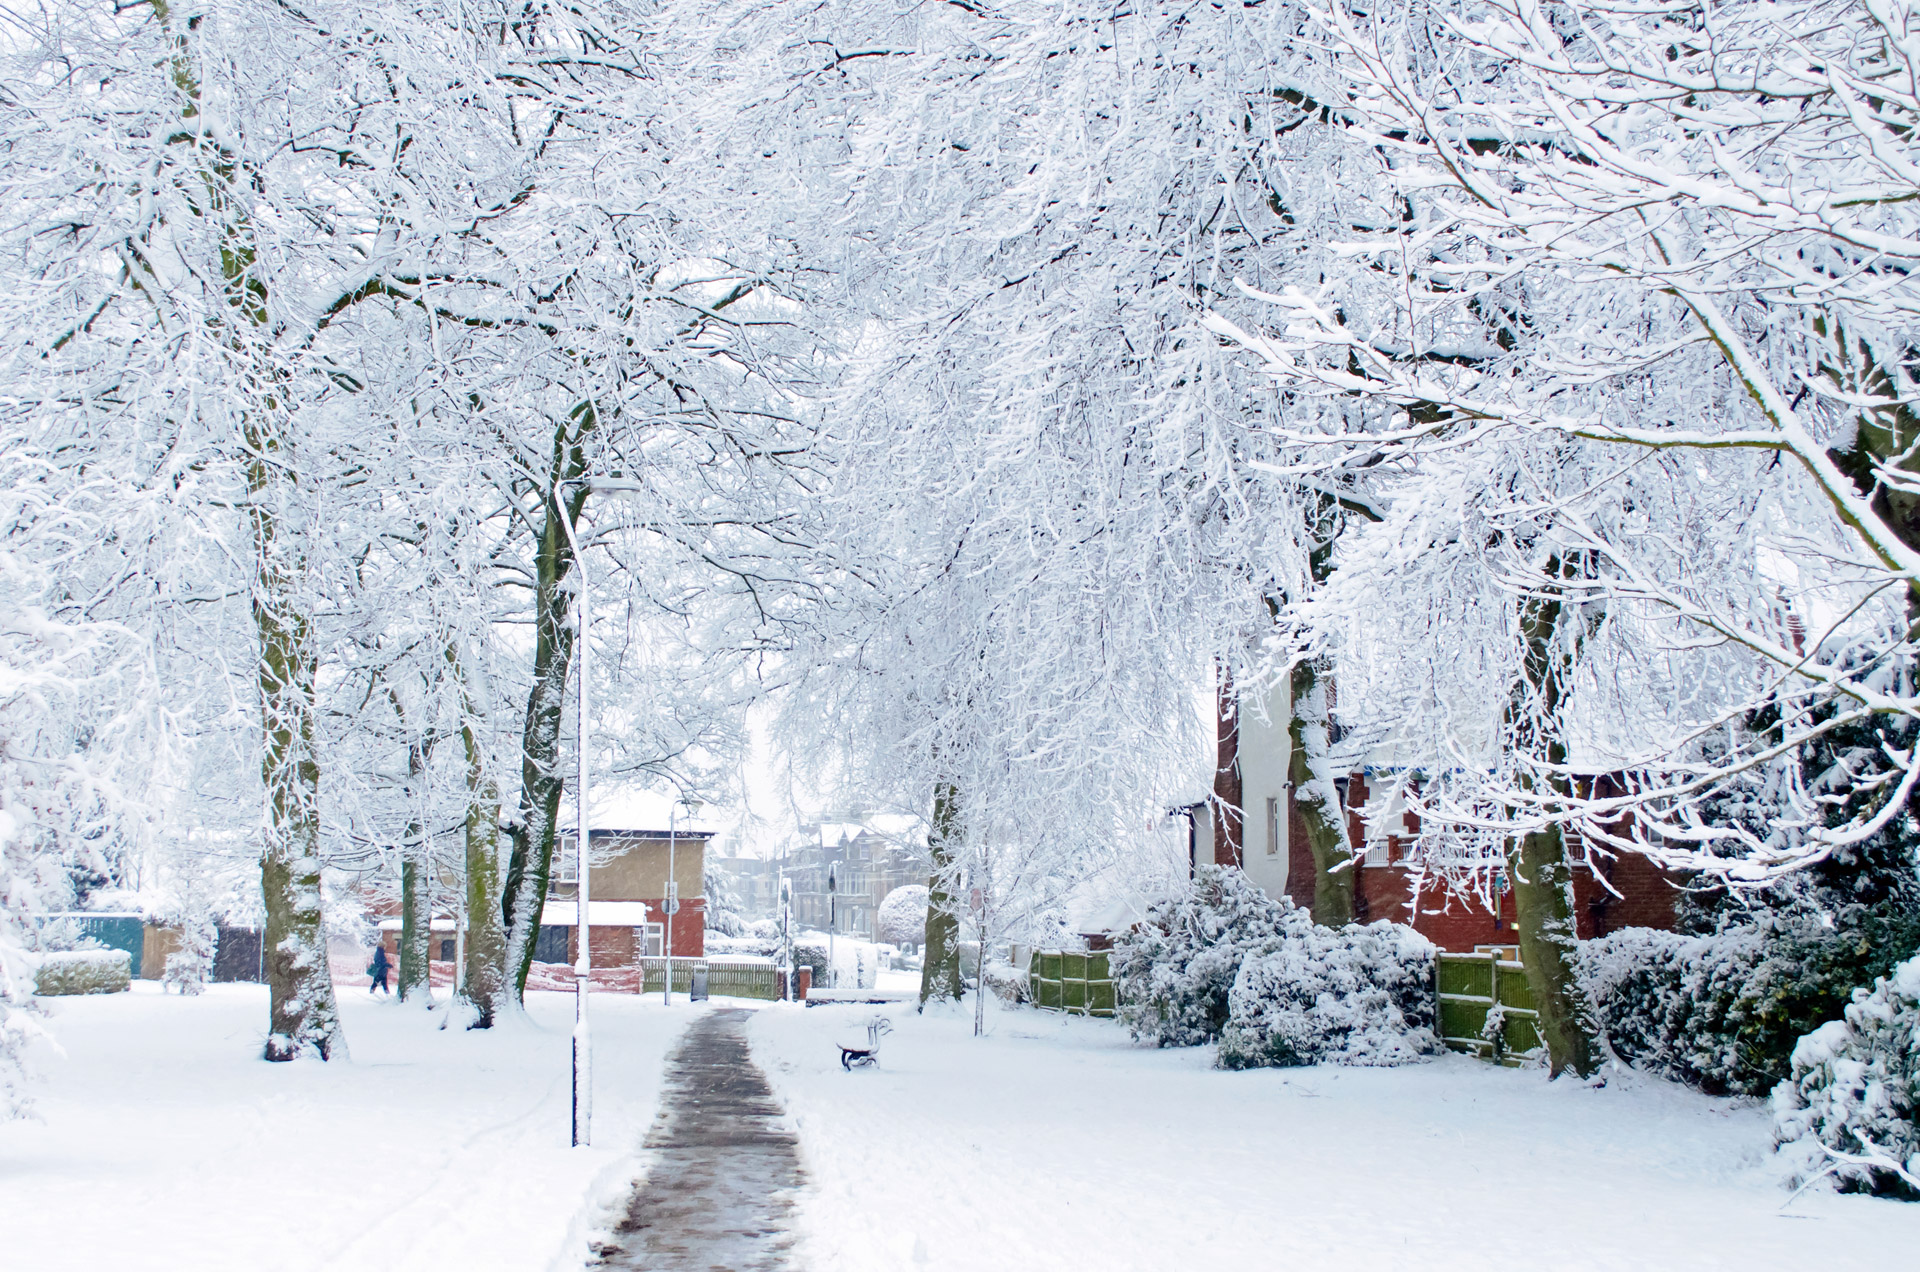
0,982 -> 697,1271
750,1000 -> 1920,1272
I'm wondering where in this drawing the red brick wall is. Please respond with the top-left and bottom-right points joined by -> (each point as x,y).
1332,771 -> 1681,952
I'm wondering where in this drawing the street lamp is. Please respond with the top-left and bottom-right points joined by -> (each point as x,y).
664,798 -> 702,1006
552,475 -> 646,1149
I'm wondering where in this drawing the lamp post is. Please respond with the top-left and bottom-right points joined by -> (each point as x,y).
663,798 -> 701,1005
552,475 -> 646,1149
827,863 -> 837,990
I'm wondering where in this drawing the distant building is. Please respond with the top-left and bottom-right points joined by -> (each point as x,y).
785,819 -> 927,941
545,823 -> 712,963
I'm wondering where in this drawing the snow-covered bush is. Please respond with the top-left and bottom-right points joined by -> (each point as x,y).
1109,866 -> 1311,1047
877,885 -> 929,947
982,957 -> 1028,1004
791,938 -> 831,985
1582,905 -> 1920,1098
706,932 -> 779,958
1580,927 -> 1769,1094
1773,955 -> 1920,1198
1219,921 -> 1441,1069
34,950 -> 132,996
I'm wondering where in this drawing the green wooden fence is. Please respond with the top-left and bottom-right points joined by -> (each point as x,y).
637,958 -> 782,999
1028,950 -> 1116,1017
1436,949 -> 1540,1064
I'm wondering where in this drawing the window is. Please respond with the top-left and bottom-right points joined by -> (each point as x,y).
534,924 -> 570,964
642,923 -> 664,957
1265,796 -> 1280,856
438,938 -> 455,961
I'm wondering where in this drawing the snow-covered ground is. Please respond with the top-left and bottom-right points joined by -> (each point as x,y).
749,1000 -> 1920,1272
1,982 -> 697,1271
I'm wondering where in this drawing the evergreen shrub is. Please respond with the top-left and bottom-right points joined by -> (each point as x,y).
1219,919 -> 1441,1069
1112,865 -> 1440,1067
1773,954 -> 1920,1198
1110,866 -> 1295,1046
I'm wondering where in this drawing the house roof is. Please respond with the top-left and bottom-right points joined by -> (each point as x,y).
556,788 -> 720,837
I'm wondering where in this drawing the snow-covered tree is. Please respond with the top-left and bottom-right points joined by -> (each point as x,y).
1210,0 -> 1920,882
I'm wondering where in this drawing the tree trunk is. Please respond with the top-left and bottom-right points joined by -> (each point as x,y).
462,774 -> 509,1026
1287,658 -> 1354,926
1506,822 -> 1593,1077
452,641 -> 510,1027
502,417 -> 592,1000
253,466 -> 343,1062
1213,663 -> 1243,868
919,780 -> 965,1007
1506,557 -> 1598,1079
397,740 -> 431,1002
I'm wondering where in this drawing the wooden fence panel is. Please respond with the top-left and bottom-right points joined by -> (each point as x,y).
1027,950 -> 1115,1018
1437,950 -> 1540,1064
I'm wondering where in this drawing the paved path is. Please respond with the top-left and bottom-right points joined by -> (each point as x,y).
595,1008 -> 804,1272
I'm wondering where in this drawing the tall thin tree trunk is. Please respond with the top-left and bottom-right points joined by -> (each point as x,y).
463,774 -> 509,1025
397,740 -> 431,1002
919,780 -> 965,1007
502,412 -> 592,1000
1506,557 -> 1598,1079
454,647 -> 509,1027
253,452 -> 343,1062
1288,658 -> 1355,925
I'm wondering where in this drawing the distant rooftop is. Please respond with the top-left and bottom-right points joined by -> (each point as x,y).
558,788 -> 720,837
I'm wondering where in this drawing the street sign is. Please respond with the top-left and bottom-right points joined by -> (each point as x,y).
664,880 -> 680,915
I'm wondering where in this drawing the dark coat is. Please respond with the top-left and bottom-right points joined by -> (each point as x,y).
369,947 -> 391,977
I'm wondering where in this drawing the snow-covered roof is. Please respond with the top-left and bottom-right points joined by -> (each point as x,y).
557,788 -> 720,837
1074,896 -> 1146,937
534,900 -> 660,927
376,917 -> 459,932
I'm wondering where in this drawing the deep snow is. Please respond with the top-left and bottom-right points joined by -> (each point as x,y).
748,999 -> 1920,1272
0,982 -> 695,1271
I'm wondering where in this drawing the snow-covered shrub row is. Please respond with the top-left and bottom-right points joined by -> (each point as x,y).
1582,911 -> 1920,1098
1111,866 -> 1440,1068
1219,921 -> 1441,1069
1110,866 -> 1299,1046
1773,955 -> 1920,1198
33,950 -> 131,996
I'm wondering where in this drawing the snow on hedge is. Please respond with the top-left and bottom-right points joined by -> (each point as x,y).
1773,954 -> 1920,1199
34,949 -> 132,997
1111,865 -> 1439,1067
1578,926 -> 1769,1095
1111,866 -> 1297,1047
1220,920 -> 1440,1069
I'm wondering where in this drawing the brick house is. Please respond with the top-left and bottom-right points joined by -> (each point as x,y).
542,817 -> 712,965
1210,681 -> 1681,952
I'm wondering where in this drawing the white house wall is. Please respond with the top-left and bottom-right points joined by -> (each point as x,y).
1231,684 -> 1291,900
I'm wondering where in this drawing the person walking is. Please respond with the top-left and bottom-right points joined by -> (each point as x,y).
368,943 -> 392,995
